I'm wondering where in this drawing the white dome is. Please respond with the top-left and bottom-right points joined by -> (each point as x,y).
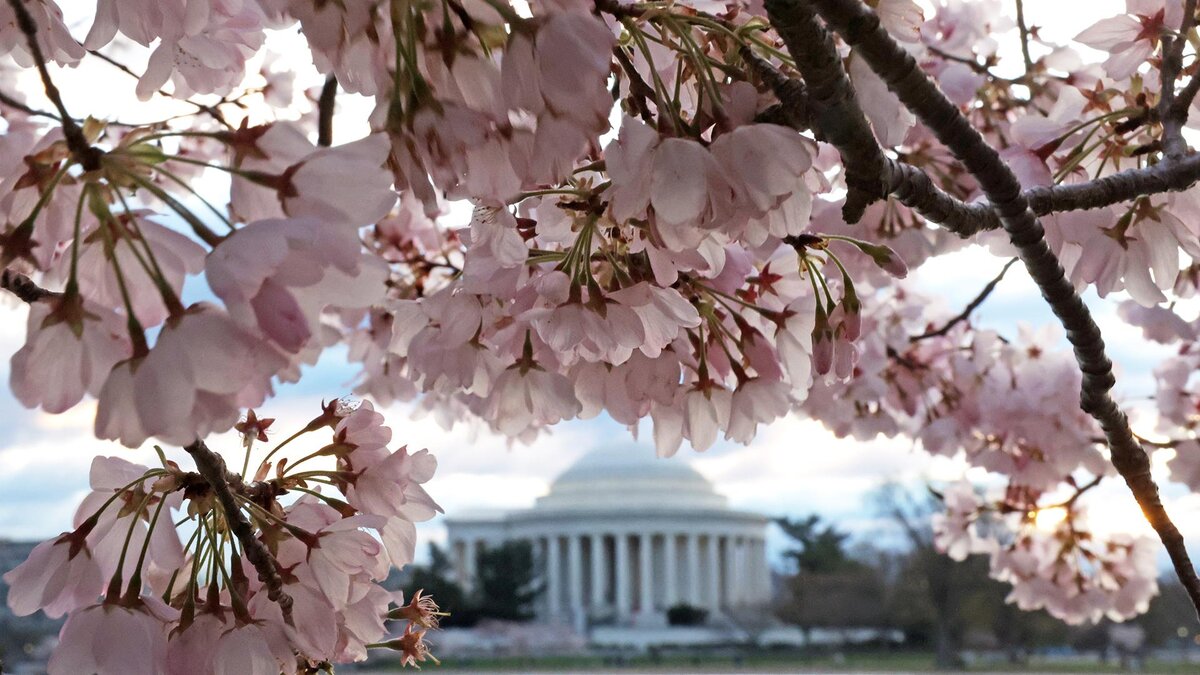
532,444 -> 728,512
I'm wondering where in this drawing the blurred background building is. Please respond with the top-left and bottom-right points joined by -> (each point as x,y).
446,445 -> 772,638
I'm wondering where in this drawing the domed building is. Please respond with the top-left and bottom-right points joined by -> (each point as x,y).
445,445 -> 771,629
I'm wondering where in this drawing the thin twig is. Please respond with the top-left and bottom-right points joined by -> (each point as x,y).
613,45 -> 658,124
87,49 -> 233,129
184,440 -> 294,625
593,0 -> 646,18
317,75 -> 337,147
910,258 -> 1018,342
805,0 -> 1200,620
6,0 -> 101,170
1013,0 -> 1035,78
0,89 -> 59,120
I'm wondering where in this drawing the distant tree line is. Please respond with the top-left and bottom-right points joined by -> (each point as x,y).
775,484 -> 1200,669
402,540 -> 541,627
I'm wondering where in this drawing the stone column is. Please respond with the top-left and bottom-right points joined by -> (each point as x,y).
568,534 -> 584,614
450,538 -> 464,587
615,533 -> 632,620
464,539 -> 479,592
546,535 -> 562,618
753,537 -> 768,602
638,532 -> 653,613
663,533 -> 677,608
686,533 -> 701,607
723,534 -> 738,608
590,533 -> 606,611
734,537 -> 747,605
706,534 -> 721,612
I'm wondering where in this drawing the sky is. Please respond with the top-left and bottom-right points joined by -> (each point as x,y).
7,0 -> 1200,573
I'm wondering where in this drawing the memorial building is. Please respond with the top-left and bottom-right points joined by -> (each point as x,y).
445,445 -> 772,628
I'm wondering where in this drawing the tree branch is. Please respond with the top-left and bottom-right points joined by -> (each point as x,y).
6,0 -> 102,170
803,0 -> 1200,619
830,142 -> 1200,237
741,48 -> 816,132
1013,0 -> 1035,78
184,440 -> 294,625
1176,70 -> 1200,118
0,268 -> 56,303
0,88 -> 60,121
317,75 -> 337,148
87,49 -> 234,129
910,257 -> 1018,342
1159,0 -> 1197,159
764,0 -> 888,223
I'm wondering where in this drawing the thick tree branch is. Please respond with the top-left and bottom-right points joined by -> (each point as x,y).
764,0 -> 887,223
755,6 -> 1016,237
317,75 -> 337,148
837,142 -> 1200,237
757,1 -> 1200,236
6,0 -> 101,171
804,0 -> 1200,618
882,158 -> 987,235
1175,63 -> 1200,120
184,440 -> 294,625
910,257 -> 1018,342
0,268 -> 56,303
741,48 -> 816,132
915,155 -> 1200,236
1159,0 -> 1197,159
925,155 -> 1200,235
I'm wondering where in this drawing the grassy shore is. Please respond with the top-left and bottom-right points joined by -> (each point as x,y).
366,649 -> 1199,673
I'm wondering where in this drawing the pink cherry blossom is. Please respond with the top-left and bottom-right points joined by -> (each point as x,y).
212,624 -> 282,675
3,532 -> 104,618
6,0 -> 1200,650
10,294 -> 130,414
344,445 -> 441,520
488,364 -> 583,436
95,304 -> 286,447
135,0 -> 266,100
47,597 -> 179,675
0,0 -> 84,66
207,217 -> 387,352
1076,0 -> 1182,80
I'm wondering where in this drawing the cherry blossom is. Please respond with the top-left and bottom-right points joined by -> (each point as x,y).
10,293 -> 130,413
2,531 -> 104,619
6,400 -> 443,672
6,0 -> 1200,653
1076,1 -> 1182,80
47,597 -> 178,675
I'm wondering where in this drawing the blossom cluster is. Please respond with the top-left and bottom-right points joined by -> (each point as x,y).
3,401 -> 443,673
932,481 -> 1159,625
0,0 -> 1197,637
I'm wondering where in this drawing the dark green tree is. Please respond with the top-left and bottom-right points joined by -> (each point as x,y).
474,540 -> 542,621
774,514 -> 888,637
402,543 -> 478,627
776,514 -> 859,574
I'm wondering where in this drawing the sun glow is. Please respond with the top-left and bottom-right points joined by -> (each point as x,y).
1034,507 -> 1069,531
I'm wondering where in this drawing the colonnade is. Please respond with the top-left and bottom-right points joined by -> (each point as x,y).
452,530 -> 769,622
